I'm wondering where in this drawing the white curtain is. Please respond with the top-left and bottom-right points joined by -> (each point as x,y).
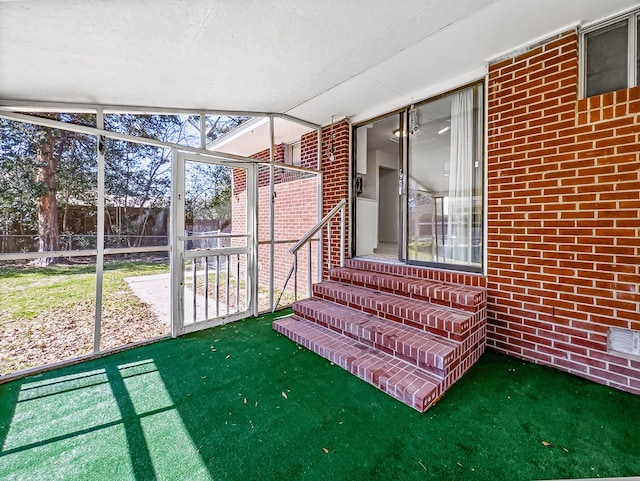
447,88 -> 474,263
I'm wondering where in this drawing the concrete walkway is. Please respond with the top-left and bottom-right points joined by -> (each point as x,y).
125,273 -> 172,324
125,273 -> 225,326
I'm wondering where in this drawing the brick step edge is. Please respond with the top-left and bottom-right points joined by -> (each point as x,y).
331,266 -> 485,312
273,315 -> 442,412
313,280 -> 474,341
345,258 -> 486,290
294,297 -> 459,377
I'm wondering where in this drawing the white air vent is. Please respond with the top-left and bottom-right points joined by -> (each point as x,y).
608,327 -> 640,357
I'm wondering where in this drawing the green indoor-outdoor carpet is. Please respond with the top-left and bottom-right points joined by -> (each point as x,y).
1,310 -> 638,481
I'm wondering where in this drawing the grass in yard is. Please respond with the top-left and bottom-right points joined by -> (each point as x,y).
260,286 -> 295,312
0,261 -> 170,375
408,240 -> 435,262
0,310 -> 638,481
0,263 -> 96,320
0,261 -> 167,320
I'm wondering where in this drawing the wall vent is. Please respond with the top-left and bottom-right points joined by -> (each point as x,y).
608,327 -> 640,358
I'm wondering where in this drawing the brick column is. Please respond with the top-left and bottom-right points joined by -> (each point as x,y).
321,119 -> 351,278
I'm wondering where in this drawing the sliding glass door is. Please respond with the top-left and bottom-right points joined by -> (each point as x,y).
351,81 -> 483,272
406,83 -> 483,271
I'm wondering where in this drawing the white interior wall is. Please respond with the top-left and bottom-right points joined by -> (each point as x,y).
360,152 -> 377,200
410,144 -> 450,195
357,146 -> 399,245
378,167 -> 398,243
360,148 -> 398,199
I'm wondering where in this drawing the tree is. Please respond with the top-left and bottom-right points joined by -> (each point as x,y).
106,115 -> 195,246
184,114 -> 248,143
35,138 -> 60,257
184,162 -> 232,230
103,114 -> 246,245
0,115 -> 96,263
0,123 -> 41,253
0,113 -> 247,258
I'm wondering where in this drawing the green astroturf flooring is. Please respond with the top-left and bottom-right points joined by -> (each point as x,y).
1,310 -> 639,481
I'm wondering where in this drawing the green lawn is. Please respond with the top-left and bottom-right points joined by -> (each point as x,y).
0,259 -> 299,376
0,310 -> 638,481
407,240 -> 434,262
0,261 -> 168,320
0,260 -> 170,375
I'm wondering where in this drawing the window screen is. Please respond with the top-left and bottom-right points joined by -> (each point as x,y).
585,20 -> 628,97
637,16 -> 640,84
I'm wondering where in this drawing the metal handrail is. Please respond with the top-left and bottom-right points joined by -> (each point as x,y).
273,199 -> 346,311
289,199 -> 346,255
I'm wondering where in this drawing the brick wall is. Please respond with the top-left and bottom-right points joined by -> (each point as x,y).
321,119 -> 351,277
487,29 -> 640,394
232,175 -> 318,299
230,128 -> 322,302
231,119 -> 350,296
300,129 -> 320,170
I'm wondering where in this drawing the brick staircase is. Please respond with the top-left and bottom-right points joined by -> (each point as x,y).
273,259 -> 487,412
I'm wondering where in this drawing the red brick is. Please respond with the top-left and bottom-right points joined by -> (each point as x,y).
486,29 -> 640,396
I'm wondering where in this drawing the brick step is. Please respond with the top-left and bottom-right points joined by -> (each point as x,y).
313,280 -> 474,341
273,315 -> 442,412
294,298 -> 459,377
335,264 -> 485,312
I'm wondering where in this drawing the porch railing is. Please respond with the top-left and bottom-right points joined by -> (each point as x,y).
273,199 -> 346,311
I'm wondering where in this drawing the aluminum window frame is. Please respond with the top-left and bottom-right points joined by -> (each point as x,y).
405,81 -> 486,274
579,7 -> 640,98
350,79 -> 486,275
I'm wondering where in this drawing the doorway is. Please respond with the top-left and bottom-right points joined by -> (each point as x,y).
353,82 -> 484,272
354,114 -> 402,262
171,152 -> 257,336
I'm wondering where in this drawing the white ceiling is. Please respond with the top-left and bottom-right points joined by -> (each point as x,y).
1,0 -> 638,126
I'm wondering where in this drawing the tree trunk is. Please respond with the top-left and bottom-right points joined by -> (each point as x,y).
35,141 -> 60,266
62,190 -> 70,232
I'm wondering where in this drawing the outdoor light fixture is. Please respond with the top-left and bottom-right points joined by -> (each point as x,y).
408,105 -> 419,133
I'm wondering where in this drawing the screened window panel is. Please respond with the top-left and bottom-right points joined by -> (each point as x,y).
637,16 -> 640,84
585,21 -> 628,97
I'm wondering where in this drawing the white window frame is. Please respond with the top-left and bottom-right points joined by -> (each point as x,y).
579,7 -> 640,98
283,140 -> 302,166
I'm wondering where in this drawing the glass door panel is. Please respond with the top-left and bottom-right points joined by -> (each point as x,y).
353,114 -> 402,261
407,84 -> 483,271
